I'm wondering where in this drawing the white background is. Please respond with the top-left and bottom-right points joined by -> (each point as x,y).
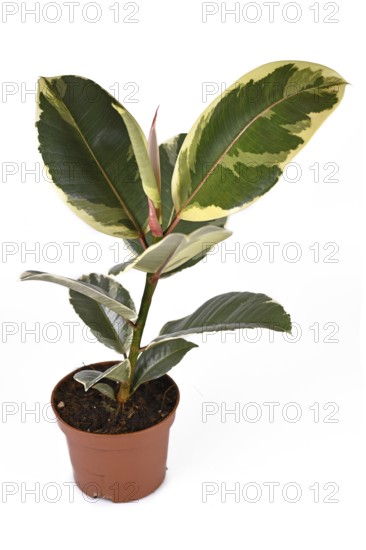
0,0 -> 365,548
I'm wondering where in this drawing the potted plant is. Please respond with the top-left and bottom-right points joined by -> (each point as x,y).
21,61 -> 346,502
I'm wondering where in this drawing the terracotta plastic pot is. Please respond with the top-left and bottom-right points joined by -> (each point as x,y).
51,361 -> 180,502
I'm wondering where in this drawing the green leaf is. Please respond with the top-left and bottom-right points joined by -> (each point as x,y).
109,225 -> 232,276
73,370 -> 101,390
37,75 -> 154,239
160,133 -> 227,234
172,61 -> 347,221
103,359 -> 131,383
148,108 -> 161,194
119,133 -> 228,276
122,219 -> 229,279
159,134 -> 225,276
158,292 -> 292,338
112,102 -> 160,209
20,271 -> 137,321
69,274 -> 135,354
93,383 -> 116,400
74,359 -> 131,390
160,133 -> 187,231
109,259 -> 135,276
132,338 -> 198,389
160,217 -> 228,278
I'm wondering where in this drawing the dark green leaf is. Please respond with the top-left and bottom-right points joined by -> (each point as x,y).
109,259 -> 136,277
69,274 -> 135,353
37,75 -> 154,239
20,270 -> 137,321
132,338 -> 198,389
159,292 -> 292,338
93,383 -> 116,400
160,133 -> 228,233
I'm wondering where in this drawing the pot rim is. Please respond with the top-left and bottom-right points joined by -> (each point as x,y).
51,360 -> 180,438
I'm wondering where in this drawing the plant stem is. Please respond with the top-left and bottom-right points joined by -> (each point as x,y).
164,215 -> 181,236
117,273 -> 158,402
139,234 -> 148,250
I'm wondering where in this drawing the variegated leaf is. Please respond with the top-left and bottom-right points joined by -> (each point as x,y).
123,132 -> 223,244
20,270 -> 137,321
148,107 -> 161,193
37,75 -> 154,239
171,61 -> 347,222
158,292 -> 291,338
74,359 -> 131,391
112,102 -> 160,209
69,274 -> 135,354
93,383 -> 116,400
160,133 -> 227,233
109,225 -> 232,276
118,134 -> 228,275
132,338 -> 198,389
160,133 -> 187,231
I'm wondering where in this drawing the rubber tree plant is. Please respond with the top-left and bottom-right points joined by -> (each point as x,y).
21,61 -> 346,405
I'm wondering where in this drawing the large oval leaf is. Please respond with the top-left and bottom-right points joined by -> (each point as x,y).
172,61 -> 347,221
20,270 -> 137,321
132,338 -> 198,389
109,225 -> 232,276
69,274 -> 135,353
158,292 -> 291,338
37,75 -> 158,239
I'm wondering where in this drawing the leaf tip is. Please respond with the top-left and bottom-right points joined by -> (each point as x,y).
20,270 -> 36,281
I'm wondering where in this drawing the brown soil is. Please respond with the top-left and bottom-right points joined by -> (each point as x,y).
52,364 -> 179,435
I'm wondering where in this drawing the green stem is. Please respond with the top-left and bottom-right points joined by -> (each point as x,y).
117,273 -> 158,402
